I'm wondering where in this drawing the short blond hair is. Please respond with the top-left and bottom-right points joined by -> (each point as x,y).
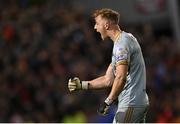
93,8 -> 120,24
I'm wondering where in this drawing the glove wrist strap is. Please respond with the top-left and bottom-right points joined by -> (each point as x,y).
105,98 -> 113,105
81,81 -> 89,90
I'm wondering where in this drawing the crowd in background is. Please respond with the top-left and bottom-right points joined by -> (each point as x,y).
0,0 -> 179,123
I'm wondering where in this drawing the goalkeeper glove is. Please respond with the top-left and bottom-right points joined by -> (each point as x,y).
97,98 -> 113,116
68,77 -> 89,92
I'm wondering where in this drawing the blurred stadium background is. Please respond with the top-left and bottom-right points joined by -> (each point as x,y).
0,0 -> 179,123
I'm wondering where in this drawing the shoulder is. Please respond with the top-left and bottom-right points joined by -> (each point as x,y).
115,32 -> 131,48
123,31 -> 136,41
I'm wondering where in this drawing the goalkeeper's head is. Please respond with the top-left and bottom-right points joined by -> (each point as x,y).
92,8 -> 120,40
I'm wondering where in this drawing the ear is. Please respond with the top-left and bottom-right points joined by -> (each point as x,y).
105,22 -> 110,30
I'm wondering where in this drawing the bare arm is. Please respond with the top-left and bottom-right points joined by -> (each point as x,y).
107,64 -> 128,101
88,64 -> 115,89
96,64 -> 128,115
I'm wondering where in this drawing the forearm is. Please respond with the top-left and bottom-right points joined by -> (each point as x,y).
87,76 -> 113,89
107,75 -> 126,101
97,75 -> 126,115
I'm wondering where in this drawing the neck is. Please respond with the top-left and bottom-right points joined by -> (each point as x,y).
108,26 -> 122,42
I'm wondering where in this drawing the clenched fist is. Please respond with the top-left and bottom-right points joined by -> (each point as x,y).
68,77 -> 89,92
97,98 -> 113,116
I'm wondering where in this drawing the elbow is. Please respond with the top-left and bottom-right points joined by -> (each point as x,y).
105,76 -> 113,87
115,74 -> 127,84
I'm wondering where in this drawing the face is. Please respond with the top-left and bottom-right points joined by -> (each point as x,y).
94,15 -> 109,40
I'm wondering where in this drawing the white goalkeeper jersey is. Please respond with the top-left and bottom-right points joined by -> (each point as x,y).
111,31 -> 149,107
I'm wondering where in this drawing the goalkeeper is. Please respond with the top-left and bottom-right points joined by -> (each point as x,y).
68,8 -> 149,123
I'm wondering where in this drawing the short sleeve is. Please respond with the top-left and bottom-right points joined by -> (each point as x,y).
115,45 -> 130,66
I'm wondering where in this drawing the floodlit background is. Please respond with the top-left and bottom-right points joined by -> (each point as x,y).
0,0 -> 179,123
